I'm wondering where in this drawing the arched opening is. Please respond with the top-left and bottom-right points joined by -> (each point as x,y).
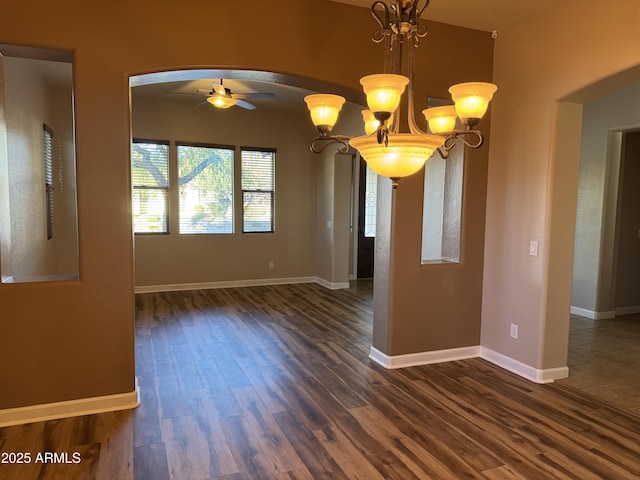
552,66 -> 640,412
128,67 -> 368,291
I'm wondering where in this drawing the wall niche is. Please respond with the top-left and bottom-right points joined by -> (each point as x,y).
0,44 -> 79,283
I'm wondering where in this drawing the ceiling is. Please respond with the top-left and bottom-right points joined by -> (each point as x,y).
331,0 -> 557,33
132,77 -> 309,113
131,0 -> 558,113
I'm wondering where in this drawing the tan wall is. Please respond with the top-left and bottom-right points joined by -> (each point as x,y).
0,0 -> 495,409
482,0 -> 640,370
131,95 -> 320,287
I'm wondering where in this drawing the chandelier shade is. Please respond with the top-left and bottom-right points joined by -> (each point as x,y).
304,94 -> 346,131
350,133 -> 445,187
360,74 -> 409,117
448,82 -> 498,126
423,105 -> 458,134
362,110 -> 380,136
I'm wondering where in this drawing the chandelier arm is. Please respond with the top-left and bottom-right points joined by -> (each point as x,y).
435,146 -> 450,160
371,1 -> 390,43
456,129 -> 485,149
406,36 -> 428,135
416,0 -> 430,19
376,125 -> 390,146
437,129 -> 485,157
442,135 -> 457,155
310,136 -> 352,154
391,105 -> 401,134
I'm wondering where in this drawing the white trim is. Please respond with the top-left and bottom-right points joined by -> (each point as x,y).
570,306 -> 615,320
0,378 -> 140,427
369,346 -> 569,384
480,347 -> 569,384
314,277 -> 351,290
369,345 -> 480,369
615,305 -> 640,316
135,276 -> 318,294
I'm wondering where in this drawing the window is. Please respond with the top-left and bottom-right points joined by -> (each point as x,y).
241,148 -> 275,233
131,140 -> 169,233
43,124 -> 54,240
177,143 -> 234,234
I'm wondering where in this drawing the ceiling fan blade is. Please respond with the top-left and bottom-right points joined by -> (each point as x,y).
194,100 -> 209,107
211,81 -> 226,95
164,90 -> 204,97
235,99 -> 256,110
232,92 -> 275,100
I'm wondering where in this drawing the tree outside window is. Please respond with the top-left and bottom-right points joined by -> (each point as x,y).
177,143 -> 234,234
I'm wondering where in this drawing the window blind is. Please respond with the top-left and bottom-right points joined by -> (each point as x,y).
44,124 -> 54,240
131,140 -> 170,234
241,148 -> 275,233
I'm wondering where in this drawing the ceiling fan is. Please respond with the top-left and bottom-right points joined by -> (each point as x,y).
194,80 -> 275,110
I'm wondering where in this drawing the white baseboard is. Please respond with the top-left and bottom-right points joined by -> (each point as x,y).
314,277 -> 351,290
570,306 -> 615,320
135,276 -> 318,294
369,345 -> 481,369
615,305 -> 640,316
0,378 -> 140,427
479,347 -> 568,384
369,346 -> 569,384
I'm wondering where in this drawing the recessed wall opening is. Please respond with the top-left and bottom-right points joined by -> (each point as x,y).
0,44 -> 79,283
421,98 -> 463,264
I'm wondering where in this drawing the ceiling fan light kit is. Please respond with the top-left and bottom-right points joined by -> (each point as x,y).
207,92 -> 237,109
193,79 -> 275,110
304,0 -> 497,188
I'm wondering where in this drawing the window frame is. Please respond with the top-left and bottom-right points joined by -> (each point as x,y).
240,147 -> 276,234
131,138 -> 170,235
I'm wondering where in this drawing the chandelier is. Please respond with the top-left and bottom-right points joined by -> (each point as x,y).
304,0 -> 497,188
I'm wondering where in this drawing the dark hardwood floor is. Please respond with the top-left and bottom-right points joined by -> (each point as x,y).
1,281 -> 640,479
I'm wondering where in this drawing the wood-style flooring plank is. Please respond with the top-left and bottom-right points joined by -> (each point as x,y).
2,282 -> 640,480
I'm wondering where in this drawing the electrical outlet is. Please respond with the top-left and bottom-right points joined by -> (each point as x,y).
268,261 -> 275,270
510,323 -> 519,339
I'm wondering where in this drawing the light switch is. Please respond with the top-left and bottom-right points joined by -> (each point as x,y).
529,240 -> 538,257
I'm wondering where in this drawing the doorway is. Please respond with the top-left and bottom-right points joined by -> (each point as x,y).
562,80 -> 640,414
356,156 -> 375,279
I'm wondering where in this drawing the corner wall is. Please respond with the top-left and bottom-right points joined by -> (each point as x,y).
483,0 -> 640,372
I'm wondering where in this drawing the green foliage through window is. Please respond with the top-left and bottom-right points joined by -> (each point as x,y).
177,143 -> 234,234
131,140 -> 169,233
